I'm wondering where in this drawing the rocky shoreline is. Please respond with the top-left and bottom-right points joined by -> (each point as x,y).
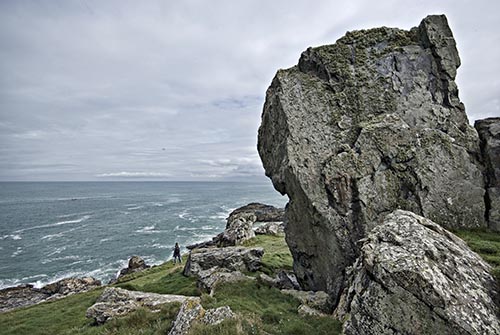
0,202 -> 286,315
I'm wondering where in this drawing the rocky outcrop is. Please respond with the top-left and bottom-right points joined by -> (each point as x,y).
476,117 -> 500,231
0,277 -> 101,313
258,270 -> 300,290
86,287 -> 189,324
40,277 -> 101,296
114,256 -> 150,281
334,210 -> 499,334
258,14 -> 486,300
219,212 -> 256,246
183,247 -> 264,277
227,203 -> 285,223
197,269 -> 254,295
168,298 -> 234,335
254,222 -> 285,236
187,203 -> 285,250
281,289 -> 332,313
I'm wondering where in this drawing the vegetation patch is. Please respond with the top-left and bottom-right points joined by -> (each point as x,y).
243,235 -> 293,275
115,261 -> 199,296
453,229 -> 500,283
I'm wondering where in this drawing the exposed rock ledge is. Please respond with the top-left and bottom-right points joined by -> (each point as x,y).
334,210 -> 499,334
0,277 -> 101,313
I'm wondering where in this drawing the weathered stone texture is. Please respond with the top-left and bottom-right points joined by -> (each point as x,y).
475,117 -> 500,231
334,210 -> 499,335
258,14 -> 486,299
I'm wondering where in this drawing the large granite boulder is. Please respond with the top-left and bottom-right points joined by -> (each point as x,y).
334,210 -> 499,334
258,14 -> 486,300
475,117 -> 500,231
183,247 -> 264,277
86,287 -> 188,324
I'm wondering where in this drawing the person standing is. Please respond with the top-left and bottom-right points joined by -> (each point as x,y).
173,242 -> 182,264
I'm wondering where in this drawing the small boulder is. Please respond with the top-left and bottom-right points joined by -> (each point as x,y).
86,287 -> 189,324
168,298 -> 204,335
254,222 -> 285,236
183,247 -> 264,277
197,269 -> 253,295
257,271 -> 301,290
202,306 -> 234,325
281,289 -> 332,313
298,304 -> 328,317
219,213 -> 256,246
168,298 -> 234,335
115,256 -> 150,281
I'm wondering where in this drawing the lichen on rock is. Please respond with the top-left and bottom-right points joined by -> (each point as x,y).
258,14 -> 487,303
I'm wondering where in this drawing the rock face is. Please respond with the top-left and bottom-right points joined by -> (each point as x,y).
0,277 -> 101,313
334,210 -> 499,335
475,117 -> 500,231
86,287 -> 188,324
183,247 -> 264,277
227,203 -> 285,223
258,14 -> 486,299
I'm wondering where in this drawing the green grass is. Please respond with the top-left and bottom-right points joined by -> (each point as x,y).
0,288 -> 103,335
453,229 -> 500,283
243,235 -> 293,276
114,260 -> 199,296
196,280 -> 342,335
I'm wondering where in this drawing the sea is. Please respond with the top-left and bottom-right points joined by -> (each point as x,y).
0,181 -> 287,289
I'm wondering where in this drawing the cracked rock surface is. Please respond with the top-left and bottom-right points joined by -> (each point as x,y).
258,14 -> 486,300
334,210 -> 499,335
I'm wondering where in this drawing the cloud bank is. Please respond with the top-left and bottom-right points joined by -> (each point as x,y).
0,0 -> 498,181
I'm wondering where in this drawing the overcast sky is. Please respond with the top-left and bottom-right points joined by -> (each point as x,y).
0,0 -> 498,181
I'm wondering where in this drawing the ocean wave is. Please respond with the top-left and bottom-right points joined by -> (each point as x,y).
11,247 -> 23,257
0,234 -> 22,240
57,211 -> 92,218
41,255 -> 82,265
13,215 -> 91,233
46,246 -> 67,257
127,206 -> 144,210
135,225 -> 158,233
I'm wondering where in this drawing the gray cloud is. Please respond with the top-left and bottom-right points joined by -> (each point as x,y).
0,0 -> 499,181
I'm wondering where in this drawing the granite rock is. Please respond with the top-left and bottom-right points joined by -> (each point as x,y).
334,210 -> 500,335
258,14 -> 486,301
475,117 -> 500,231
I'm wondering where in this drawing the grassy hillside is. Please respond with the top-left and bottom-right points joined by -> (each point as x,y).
1,230 -> 498,335
0,235 -> 341,335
